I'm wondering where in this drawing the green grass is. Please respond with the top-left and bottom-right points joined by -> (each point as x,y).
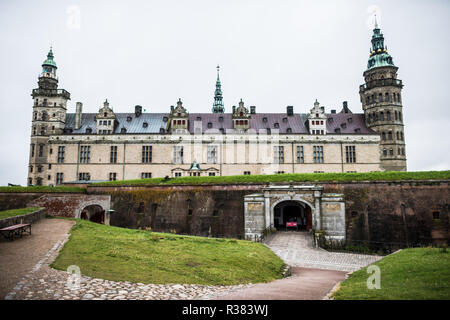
333,248 -> 450,300
0,207 -> 42,219
92,170 -> 450,187
0,186 -> 86,193
51,219 -> 285,285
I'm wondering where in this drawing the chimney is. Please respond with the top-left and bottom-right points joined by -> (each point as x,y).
250,106 -> 256,114
232,105 -> 236,114
75,102 -> 82,129
135,105 -> 142,117
287,106 -> 293,116
343,101 -> 348,108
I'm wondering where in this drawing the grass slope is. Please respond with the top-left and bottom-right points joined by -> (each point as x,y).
333,248 -> 450,300
93,170 -> 450,186
51,219 -> 285,285
0,186 -> 86,193
0,207 -> 42,220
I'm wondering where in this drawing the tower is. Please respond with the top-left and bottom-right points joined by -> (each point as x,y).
28,47 -> 70,186
360,17 -> 406,171
212,65 -> 224,113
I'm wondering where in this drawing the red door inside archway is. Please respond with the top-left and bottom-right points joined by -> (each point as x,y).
274,201 -> 313,231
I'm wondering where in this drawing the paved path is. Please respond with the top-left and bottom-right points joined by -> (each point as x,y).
265,231 -> 383,272
0,218 -> 75,299
215,267 -> 347,300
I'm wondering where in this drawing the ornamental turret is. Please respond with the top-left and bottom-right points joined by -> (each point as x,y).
360,16 -> 406,171
212,65 -> 224,113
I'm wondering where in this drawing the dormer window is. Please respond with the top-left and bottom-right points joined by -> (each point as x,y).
286,128 -> 292,133
354,128 -> 361,133
143,122 -> 148,128
274,123 -> 279,128
328,117 -> 334,123
104,112 -> 107,117
282,117 -> 287,123
348,117 -> 353,123
219,116 -> 223,122
121,127 -> 127,133
267,128 -> 271,134
263,117 -> 268,123
219,128 -> 224,134
163,116 -> 168,122
127,116 -> 132,122
160,128 -> 165,134
240,112 -> 243,117
341,123 -> 347,129
207,122 -> 212,128
86,127 -> 92,134
334,128 -> 341,133
196,116 -> 201,121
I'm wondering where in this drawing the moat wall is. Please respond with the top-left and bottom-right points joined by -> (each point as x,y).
88,180 -> 450,245
0,180 -> 448,245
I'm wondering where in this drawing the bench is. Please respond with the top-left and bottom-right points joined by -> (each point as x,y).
0,224 -> 32,241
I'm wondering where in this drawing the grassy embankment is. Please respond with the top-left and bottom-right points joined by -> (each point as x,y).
333,248 -> 450,300
93,170 -> 450,186
0,207 -> 43,220
51,219 -> 285,285
0,186 -> 86,193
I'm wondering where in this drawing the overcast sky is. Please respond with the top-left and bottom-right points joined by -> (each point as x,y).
0,0 -> 449,185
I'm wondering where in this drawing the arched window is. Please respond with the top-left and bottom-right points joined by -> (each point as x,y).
399,112 -> 402,121
400,132 -> 404,140
386,111 -> 391,120
381,132 -> 386,140
42,111 -> 47,121
383,149 -> 387,156
379,93 -> 383,102
388,131 -> 392,140
385,92 -> 389,102
380,112 -> 384,121
393,93 -> 397,102
396,131 -> 400,140
398,93 -> 401,103
395,111 -> 398,120
389,149 -> 394,156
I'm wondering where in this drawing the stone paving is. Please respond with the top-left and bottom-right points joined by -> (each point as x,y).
264,231 -> 383,272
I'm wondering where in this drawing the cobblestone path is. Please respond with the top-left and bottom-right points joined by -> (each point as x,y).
265,231 -> 383,272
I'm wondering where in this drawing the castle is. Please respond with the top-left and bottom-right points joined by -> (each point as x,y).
27,21 -> 406,186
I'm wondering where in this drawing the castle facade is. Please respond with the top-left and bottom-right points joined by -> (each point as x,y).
27,22 -> 406,186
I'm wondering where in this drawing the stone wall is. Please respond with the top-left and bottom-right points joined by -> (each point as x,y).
89,180 -> 450,245
0,207 -> 46,229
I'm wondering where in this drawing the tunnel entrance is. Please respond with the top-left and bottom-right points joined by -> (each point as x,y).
80,204 -> 105,224
274,200 -> 312,231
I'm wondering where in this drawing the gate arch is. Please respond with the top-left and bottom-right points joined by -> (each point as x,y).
271,198 -> 314,231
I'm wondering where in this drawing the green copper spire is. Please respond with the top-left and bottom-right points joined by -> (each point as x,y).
42,46 -> 57,69
366,16 -> 395,70
212,65 -> 224,113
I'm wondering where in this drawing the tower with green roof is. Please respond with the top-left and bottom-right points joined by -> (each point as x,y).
28,47 -> 71,186
359,17 -> 406,171
212,65 -> 224,113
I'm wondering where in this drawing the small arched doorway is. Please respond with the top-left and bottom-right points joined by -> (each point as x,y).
274,200 -> 312,231
80,204 -> 105,224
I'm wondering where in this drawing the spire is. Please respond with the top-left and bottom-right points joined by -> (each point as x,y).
42,46 -> 57,69
212,65 -> 224,113
366,19 -> 395,70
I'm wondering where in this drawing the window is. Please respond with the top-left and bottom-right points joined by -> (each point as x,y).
378,93 -> 383,102
219,116 -> 223,122
56,173 -> 63,185
380,112 -> 384,121
383,149 -> 387,156
173,146 -> 183,164
42,111 -> 47,121
432,211 -> 440,219
33,126 -> 36,135
388,131 -> 393,140
207,145 -> 218,164
274,146 -> 284,164
313,146 -> 324,163
40,126 -> 46,135
389,149 -> 394,156
57,146 -> 65,163
207,122 -> 212,128
79,173 -> 90,181
141,172 -> 152,179
385,92 -> 389,102
297,146 -> 304,163
395,111 -> 398,120
30,166 -> 33,173
141,145 -> 152,163
174,172 -> 182,177
208,172 -> 216,176
48,175 -> 51,180
110,146 -> 118,163
387,111 -> 391,120
244,171 -> 251,175
382,132 -> 386,141
109,172 -> 117,181
274,123 -> 279,129
31,144 -> 35,157
396,132 -> 400,140
400,132 -> 404,140
399,112 -> 402,121
286,128 -> 292,133
79,146 -> 91,163
48,164 -> 51,170
36,177 -> 42,186
38,144 -> 44,157
345,146 -> 356,163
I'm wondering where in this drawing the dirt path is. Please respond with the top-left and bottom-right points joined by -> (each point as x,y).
215,267 -> 347,300
0,218 -> 75,299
